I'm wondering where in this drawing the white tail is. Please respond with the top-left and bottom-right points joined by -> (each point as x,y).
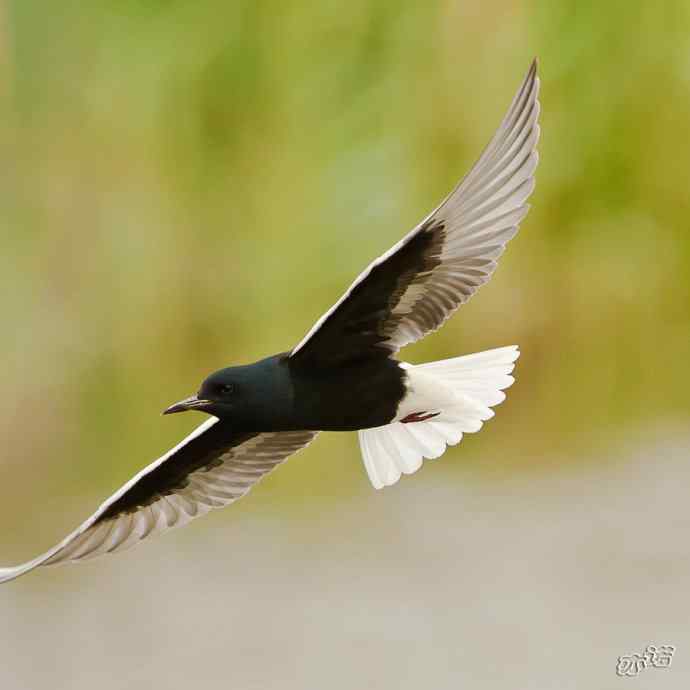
358,346 -> 519,489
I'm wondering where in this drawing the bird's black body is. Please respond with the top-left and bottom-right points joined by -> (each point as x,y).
198,354 -> 407,432
291,354 -> 407,430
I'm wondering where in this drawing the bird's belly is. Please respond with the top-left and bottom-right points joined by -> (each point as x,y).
292,359 -> 407,431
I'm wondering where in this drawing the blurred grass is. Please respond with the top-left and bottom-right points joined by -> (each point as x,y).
1,0 -> 689,549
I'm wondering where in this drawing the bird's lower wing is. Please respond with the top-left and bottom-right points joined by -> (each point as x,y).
289,60 -> 540,369
0,419 -> 318,584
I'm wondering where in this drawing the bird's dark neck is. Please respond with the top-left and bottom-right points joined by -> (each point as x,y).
219,354 -> 296,431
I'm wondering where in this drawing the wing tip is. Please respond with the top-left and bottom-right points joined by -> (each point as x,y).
522,57 -> 540,108
0,563 -> 35,585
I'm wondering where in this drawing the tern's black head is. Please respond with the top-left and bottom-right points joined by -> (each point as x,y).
163,367 -> 245,418
162,355 -> 294,427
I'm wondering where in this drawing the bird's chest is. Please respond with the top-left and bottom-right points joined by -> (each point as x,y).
292,359 -> 407,431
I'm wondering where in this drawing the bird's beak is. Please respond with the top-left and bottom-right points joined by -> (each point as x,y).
162,395 -> 212,415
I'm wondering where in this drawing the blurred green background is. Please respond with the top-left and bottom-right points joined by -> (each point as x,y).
1,2 -> 690,688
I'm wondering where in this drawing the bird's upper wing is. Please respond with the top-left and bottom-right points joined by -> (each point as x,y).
0,419 -> 317,583
289,61 -> 540,369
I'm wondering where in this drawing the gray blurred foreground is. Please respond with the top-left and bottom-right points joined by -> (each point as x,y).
1,430 -> 689,690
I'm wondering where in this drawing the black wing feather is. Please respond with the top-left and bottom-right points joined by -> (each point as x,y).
290,220 -> 445,369
101,421 -> 250,518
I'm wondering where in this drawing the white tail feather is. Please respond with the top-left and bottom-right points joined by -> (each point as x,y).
358,346 -> 519,489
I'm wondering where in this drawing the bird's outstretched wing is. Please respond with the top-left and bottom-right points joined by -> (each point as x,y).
0,420 -> 317,583
290,60 -> 540,369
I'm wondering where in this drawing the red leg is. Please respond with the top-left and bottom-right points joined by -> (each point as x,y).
400,411 -> 440,424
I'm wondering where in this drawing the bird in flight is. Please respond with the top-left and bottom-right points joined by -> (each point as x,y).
0,61 -> 540,583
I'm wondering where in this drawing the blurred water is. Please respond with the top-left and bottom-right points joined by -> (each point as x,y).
1,427 -> 688,690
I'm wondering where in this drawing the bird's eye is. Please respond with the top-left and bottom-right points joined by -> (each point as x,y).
219,384 -> 234,395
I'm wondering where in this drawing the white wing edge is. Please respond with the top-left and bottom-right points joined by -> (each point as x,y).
0,417 -> 220,584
